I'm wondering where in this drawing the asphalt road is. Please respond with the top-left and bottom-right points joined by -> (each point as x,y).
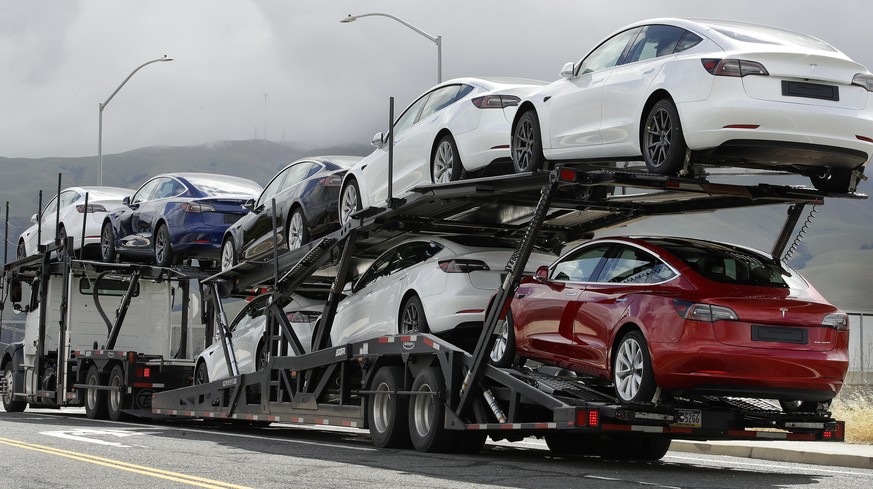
1,407 -> 871,489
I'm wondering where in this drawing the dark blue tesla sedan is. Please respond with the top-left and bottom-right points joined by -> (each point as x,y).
220,156 -> 361,271
100,173 -> 262,267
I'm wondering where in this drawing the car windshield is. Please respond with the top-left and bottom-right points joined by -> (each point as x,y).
652,239 -> 805,289
184,175 -> 261,196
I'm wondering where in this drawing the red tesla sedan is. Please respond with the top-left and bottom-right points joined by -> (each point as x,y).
490,236 -> 849,406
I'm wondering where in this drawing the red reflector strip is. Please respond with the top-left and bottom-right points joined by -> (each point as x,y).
192,240 -> 211,243
491,145 -> 510,149
456,309 -> 484,314
665,426 -> 694,434
378,337 -> 393,343
856,135 -> 873,143
723,124 -> 760,129
132,382 -> 153,388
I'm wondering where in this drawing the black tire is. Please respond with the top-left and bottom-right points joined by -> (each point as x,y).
432,134 -> 464,184
810,169 -> 852,193
512,111 -> 545,173
57,225 -> 70,261
612,330 -> 657,403
84,365 -> 108,419
107,364 -> 130,421
286,208 -> 310,251
2,364 -> 27,412
339,179 -> 362,225
256,341 -> 269,372
642,99 -> 687,175
399,295 -> 430,335
489,311 -> 517,368
194,361 -> 209,385
636,436 -> 672,461
545,433 -> 594,455
16,240 -> 26,260
100,221 -> 117,263
367,366 -> 411,448
154,224 -> 175,267
220,238 -> 237,272
408,367 -> 459,452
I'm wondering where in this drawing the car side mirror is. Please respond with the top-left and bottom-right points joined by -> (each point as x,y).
122,196 -> 131,206
535,266 -> 549,280
30,213 -> 38,224
342,281 -> 353,294
371,132 -> 385,149
560,61 -> 575,79
243,199 -> 255,211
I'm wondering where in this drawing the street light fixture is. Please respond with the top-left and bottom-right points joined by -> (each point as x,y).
97,55 -> 173,185
341,13 -> 442,84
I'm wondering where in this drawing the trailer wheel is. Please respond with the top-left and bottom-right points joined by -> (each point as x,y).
2,364 -> 27,412
612,330 -> 657,403
489,312 -> 516,367
107,364 -> 130,421
84,365 -> 108,420
636,436 -> 671,461
408,367 -> 459,452
367,366 -> 411,448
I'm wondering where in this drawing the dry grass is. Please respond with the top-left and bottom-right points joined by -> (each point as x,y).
831,386 -> 873,444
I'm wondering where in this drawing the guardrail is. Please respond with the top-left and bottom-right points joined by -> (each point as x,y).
846,310 -> 873,385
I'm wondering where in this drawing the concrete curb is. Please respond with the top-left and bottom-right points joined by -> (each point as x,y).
670,440 -> 873,470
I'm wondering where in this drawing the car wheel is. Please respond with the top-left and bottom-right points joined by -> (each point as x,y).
643,99 -> 687,175
220,238 -> 237,272
84,365 -> 108,419
408,367 -> 459,452
636,436 -> 672,461
107,364 -> 130,421
432,135 -> 464,184
100,221 -> 117,263
286,208 -> 310,251
256,341 -> 270,371
809,169 -> 852,193
368,366 -> 411,448
400,295 -> 430,335
194,361 -> 209,385
2,364 -> 27,412
154,223 -> 175,267
16,240 -> 26,260
489,311 -> 517,368
612,330 -> 657,403
339,179 -> 362,225
512,110 -> 545,173
56,225 -> 70,261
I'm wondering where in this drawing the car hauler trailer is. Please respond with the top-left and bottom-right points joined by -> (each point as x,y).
150,166 -> 856,458
0,243 -> 207,421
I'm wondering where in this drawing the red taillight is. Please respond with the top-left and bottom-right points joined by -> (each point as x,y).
181,202 -> 216,213
320,175 -> 343,186
856,135 -> 873,144
701,58 -> 769,77
438,259 -> 490,273
558,168 -> 577,182
576,408 -> 600,427
471,95 -> 520,109
75,204 -> 107,213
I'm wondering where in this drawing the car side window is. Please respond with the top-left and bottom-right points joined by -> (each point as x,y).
419,85 -> 461,120
355,251 -> 397,292
393,241 -> 440,273
42,196 -> 59,217
152,178 -> 186,200
622,25 -> 686,64
577,27 -> 640,75
393,94 -> 430,139
675,31 -> 703,53
257,168 -> 290,208
282,163 -> 316,190
230,296 -> 270,333
60,190 -> 79,208
597,245 -> 675,284
132,179 -> 161,205
551,244 -> 611,282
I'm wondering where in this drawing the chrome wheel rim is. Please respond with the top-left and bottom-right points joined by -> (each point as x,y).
412,383 -> 434,438
2,369 -> 13,405
340,185 -> 359,224
513,118 -> 535,171
645,108 -> 672,169
155,227 -> 168,264
489,319 -> 509,363
257,346 -> 269,371
101,225 -> 113,260
401,302 -> 420,334
221,241 -> 235,271
86,372 -> 99,410
372,381 -> 393,434
615,338 -> 644,401
433,141 -> 454,183
288,212 -> 305,250
109,372 -> 122,412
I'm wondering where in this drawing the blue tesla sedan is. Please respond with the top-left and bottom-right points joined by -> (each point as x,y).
100,173 -> 262,267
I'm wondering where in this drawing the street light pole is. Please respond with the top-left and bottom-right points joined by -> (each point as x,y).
341,13 -> 441,84
98,55 -> 173,185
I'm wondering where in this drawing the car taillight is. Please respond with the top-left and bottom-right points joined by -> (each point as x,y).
438,259 -> 490,273
701,58 -> 769,77
181,202 -> 216,213
822,312 -> 849,331
320,175 -> 343,186
673,300 -> 738,322
852,73 -> 873,92
75,204 -> 107,213
471,95 -> 520,109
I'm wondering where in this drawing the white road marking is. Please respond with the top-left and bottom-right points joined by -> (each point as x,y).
41,428 -> 150,448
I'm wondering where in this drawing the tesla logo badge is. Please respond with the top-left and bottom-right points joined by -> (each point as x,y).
780,308 -> 788,318
809,63 -> 818,73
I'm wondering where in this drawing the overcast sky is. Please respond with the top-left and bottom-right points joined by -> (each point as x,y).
1,0 -> 870,159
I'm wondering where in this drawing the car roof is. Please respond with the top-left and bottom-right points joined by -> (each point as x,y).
433,76 -> 549,92
597,235 -> 776,261
288,155 -> 364,169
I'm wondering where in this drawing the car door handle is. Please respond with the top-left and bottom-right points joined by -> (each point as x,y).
642,68 -> 656,75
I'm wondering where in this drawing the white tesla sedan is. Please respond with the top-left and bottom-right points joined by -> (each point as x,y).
511,18 -> 873,193
194,293 -> 321,384
17,186 -> 134,259
330,235 -> 555,346
339,77 -> 547,223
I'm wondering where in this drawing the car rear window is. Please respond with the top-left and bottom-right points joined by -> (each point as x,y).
185,175 -> 262,196
705,22 -> 837,52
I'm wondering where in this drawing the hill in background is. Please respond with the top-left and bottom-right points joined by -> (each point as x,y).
1,140 -> 870,310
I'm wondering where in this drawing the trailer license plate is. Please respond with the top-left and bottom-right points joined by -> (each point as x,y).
673,409 -> 702,428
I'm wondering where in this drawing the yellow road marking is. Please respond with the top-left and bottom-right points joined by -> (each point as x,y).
0,436 -> 252,489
